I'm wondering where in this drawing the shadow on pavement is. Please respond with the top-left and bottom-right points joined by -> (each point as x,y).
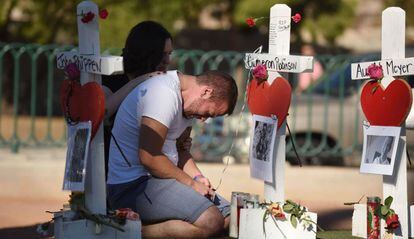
318,208 -> 354,230
0,224 -> 45,239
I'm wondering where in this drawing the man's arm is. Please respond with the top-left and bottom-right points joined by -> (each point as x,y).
139,117 -> 213,196
177,127 -> 211,188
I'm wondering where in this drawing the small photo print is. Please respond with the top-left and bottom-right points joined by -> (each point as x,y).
252,120 -> 275,162
63,121 -> 91,191
249,115 -> 277,183
360,124 -> 401,175
364,135 -> 394,165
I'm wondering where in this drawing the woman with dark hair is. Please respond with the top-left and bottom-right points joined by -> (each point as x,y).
102,20 -> 173,117
102,21 -> 174,177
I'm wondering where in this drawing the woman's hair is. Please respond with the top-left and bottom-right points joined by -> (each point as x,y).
122,21 -> 172,78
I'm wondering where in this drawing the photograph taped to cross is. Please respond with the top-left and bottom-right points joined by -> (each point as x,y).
249,115 -> 277,183
63,121 -> 92,191
360,123 -> 401,176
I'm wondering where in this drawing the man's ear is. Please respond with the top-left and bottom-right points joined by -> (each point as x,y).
201,87 -> 213,99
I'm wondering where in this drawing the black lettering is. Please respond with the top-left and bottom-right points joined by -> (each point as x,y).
385,61 -> 393,75
356,64 -> 366,78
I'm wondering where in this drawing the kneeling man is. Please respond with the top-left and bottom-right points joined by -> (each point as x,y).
107,70 -> 238,238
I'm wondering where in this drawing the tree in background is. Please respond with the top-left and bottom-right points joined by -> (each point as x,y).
385,0 -> 414,26
0,0 -> 77,43
0,0 -> 356,50
0,0 -> 221,49
233,0 -> 357,48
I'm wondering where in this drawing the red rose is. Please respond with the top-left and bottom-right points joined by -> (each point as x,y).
367,63 -> 383,80
252,64 -> 268,82
246,17 -> 256,27
292,13 -> 302,23
99,9 -> 108,19
385,214 -> 400,231
268,203 -> 286,220
81,11 -> 95,23
116,208 -> 139,221
65,63 -> 80,80
368,229 -> 379,239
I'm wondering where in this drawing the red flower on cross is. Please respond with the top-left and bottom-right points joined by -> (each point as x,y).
291,13 -> 302,23
367,63 -> 384,80
80,9 -> 108,23
81,11 -> 95,23
246,12 -> 302,28
252,64 -> 268,83
246,17 -> 256,27
99,9 -> 109,19
385,214 -> 400,232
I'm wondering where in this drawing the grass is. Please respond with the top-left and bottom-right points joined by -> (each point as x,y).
317,230 -> 360,239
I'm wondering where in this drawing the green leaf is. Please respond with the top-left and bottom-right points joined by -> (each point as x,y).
286,200 -> 296,206
283,204 -> 294,213
368,212 -> 372,225
381,205 -> 389,216
384,196 -> 393,207
262,210 -> 268,237
371,83 -> 380,94
290,215 -> 298,228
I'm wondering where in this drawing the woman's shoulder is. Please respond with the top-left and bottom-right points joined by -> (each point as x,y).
102,74 -> 129,92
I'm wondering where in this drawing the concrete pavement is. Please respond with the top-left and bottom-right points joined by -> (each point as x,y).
0,148 -> 413,231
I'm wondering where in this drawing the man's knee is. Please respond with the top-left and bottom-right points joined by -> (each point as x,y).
194,206 -> 224,237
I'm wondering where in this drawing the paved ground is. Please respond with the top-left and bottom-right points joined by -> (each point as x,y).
0,148 -> 413,238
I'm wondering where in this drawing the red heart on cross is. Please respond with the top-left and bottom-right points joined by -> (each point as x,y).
247,77 -> 292,129
360,79 -> 412,126
60,79 -> 105,139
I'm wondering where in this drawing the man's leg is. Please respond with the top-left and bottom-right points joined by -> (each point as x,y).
142,206 -> 224,238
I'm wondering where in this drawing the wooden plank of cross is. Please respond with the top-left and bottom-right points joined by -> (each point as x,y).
56,1 -> 123,215
238,5 -> 317,239
350,7 -> 412,239
243,4 -> 314,203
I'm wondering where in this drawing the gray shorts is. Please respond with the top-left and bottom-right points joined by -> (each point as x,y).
107,176 -> 230,224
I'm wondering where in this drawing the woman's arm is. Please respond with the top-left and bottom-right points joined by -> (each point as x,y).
104,71 -> 164,117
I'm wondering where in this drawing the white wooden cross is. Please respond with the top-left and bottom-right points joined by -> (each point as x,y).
54,1 -> 140,238
56,1 -> 122,216
238,4 -> 317,239
350,7 -> 412,239
244,4 -> 313,203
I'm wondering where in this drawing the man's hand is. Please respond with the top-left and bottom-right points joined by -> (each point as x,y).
194,175 -> 211,188
191,180 -> 215,198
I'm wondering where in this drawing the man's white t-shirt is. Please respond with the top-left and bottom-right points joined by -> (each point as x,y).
107,71 -> 193,184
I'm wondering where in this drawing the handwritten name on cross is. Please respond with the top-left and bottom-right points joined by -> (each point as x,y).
57,52 -> 123,75
244,52 -> 313,74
